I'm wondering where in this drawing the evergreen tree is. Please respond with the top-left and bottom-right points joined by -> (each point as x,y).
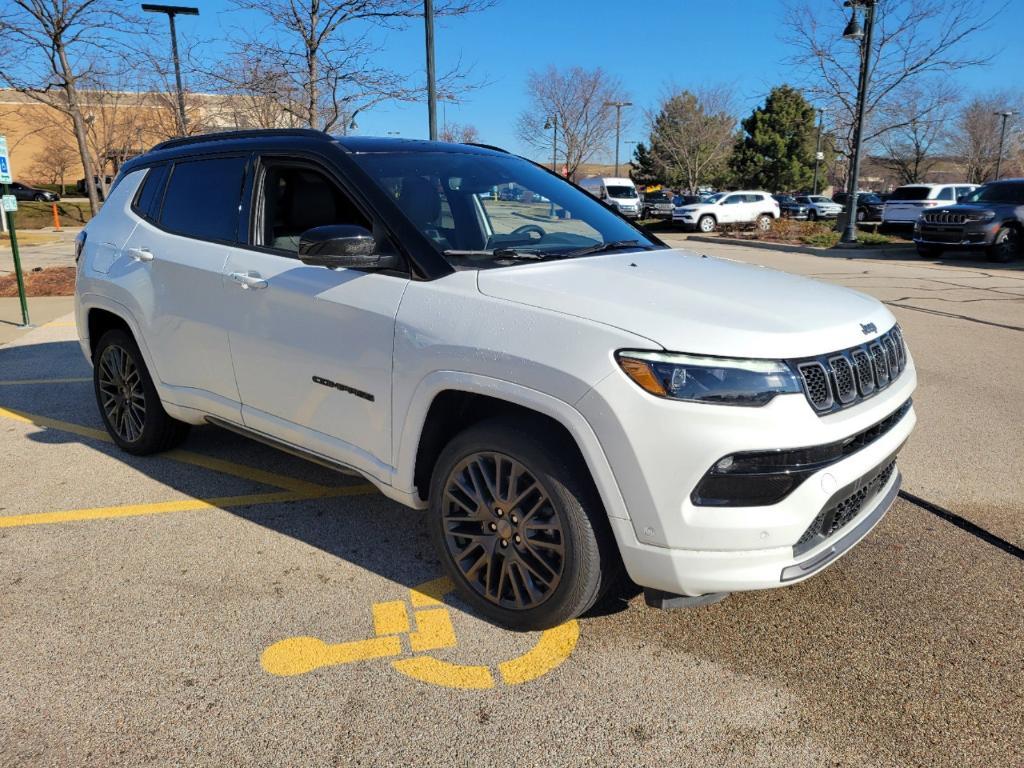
629,142 -> 661,186
730,85 -> 817,192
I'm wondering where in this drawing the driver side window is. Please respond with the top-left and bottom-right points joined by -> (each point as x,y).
255,162 -> 371,254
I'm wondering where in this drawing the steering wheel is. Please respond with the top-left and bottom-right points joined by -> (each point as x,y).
509,224 -> 546,240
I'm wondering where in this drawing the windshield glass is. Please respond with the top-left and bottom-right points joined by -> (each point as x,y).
807,196 -> 831,203
774,195 -> 795,203
350,150 -> 659,267
606,185 -> 637,199
889,186 -> 932,201
859,193 -> 882,204
705,193 -> 726,204
965,183 -> 1024,204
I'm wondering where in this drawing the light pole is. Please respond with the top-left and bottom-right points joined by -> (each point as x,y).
604,100 -> 632,177
141,4 -> 198,136
993,111 -> 1016,180
424,0 -> 437,140
812,108 -> 824,195
544,115 -> 558,215
840,0 -> 875,245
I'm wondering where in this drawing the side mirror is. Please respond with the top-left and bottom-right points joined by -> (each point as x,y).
298,225 -> 399,270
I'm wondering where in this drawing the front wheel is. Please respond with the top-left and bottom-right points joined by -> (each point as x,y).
429,418 -> 616,631
808,210 -> 818,222
697,215 -> 716,233
855,208 -> 866,222
988,227 -> 1019,263
93,329 -> 190,454
33,193 -> 47,202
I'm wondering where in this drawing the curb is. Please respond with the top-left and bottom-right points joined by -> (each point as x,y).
682,235 -> 917,259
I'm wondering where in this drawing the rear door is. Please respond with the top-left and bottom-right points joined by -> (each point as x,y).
220,155 -> 409,479
119,154 -> 246,420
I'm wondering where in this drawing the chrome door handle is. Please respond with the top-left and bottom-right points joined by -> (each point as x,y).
229,271 -> 268,290
127,247 -> 154,262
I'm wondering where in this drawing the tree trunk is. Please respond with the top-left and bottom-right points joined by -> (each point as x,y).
57,44 -> 100,214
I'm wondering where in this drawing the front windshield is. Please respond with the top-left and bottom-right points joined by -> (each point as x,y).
808,196 -> 830,203
965,182 -> 1024,205
350,150 -> 660,267
774,195 -> 795,203
859,194 -> 882,204
606,185 -> 638,199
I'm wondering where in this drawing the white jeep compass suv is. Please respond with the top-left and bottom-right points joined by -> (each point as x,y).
75,130 -> 917,630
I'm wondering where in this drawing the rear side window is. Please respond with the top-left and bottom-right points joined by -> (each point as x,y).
132,164 -> 169,221
889,186 -> 932,201
160,156 -> 247,242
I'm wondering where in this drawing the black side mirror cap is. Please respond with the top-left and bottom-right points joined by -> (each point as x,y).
298,225 -> 400,270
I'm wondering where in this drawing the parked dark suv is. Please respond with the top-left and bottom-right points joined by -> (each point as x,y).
833,191 -> 884,222
913,179 -> 1024,262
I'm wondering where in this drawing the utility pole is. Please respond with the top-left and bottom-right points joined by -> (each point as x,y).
840,0 -> 875,245
604,100 -> 632,177
424,0 -> 437,141
812,108 -> 824,195
544,114 -> 558,214
141,4 -> 199,137
993,111 -> 1016,180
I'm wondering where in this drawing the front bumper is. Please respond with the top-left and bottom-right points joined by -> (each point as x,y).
914,222 -> 996,247
577,353 -> 916,597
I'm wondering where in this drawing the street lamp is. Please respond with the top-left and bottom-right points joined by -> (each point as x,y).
543,115 -> 559,176
812,108 -> 825,195
424,0 -> 437,140
840,0 -> 876,246
141,4 -> 199,137
993,111 -> 1017,180
603,100 -> 632,177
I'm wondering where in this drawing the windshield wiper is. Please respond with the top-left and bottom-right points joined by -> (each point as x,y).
558,240 -> 655,258
442,248 -> 551,261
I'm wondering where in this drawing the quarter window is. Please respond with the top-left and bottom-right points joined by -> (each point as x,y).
935,187 -> 955,201
132,164 -> 169,221
160,156 -> 247,242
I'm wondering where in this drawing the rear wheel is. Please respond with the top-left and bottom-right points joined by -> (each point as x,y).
93,329 -> 190,455
755,214 -> 772,232
988,227 -> 1019,263
429,418 -> 616,631
697,215 -> 716,233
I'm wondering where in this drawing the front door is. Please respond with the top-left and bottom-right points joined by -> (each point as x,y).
222,158 -> 409,481
718,194 -> 745,223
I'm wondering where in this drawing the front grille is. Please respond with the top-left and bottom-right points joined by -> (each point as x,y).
792,326 -> 908,414
794,458 -> 897,555
922,211 -> 967,225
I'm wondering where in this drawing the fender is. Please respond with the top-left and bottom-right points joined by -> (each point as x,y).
393,371 -> 631,521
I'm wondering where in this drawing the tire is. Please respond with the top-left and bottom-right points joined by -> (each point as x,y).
855,208 -> 866,222
916,244 -> 942,259
755,214 -> 772,232
808,210 -> 818,222
429,417 -> 617,631
697,215 -> 716,233
33,193 -> 47,202
987,227 -> 1019,263
92,329 -> 190,455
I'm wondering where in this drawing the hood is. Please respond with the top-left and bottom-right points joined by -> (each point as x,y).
933,202 -> 1011,215
476,248 -> 893,359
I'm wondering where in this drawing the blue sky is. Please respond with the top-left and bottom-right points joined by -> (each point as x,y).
177,0 -> 1023,161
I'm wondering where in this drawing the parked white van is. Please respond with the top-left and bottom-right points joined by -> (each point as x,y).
578,176 -> 640,218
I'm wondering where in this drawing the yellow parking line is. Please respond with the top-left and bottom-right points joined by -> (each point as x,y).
0,405 -> 331,493
0,377 -> 91,386
0,483 -> 376,529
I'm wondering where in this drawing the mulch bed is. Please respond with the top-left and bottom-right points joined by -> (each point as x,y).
0,266 -> 76,297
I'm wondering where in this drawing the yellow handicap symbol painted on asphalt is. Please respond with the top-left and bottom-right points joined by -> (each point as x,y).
261,576 -> 579,689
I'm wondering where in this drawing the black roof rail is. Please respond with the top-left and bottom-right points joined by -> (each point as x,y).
151,128 -> 332,153
464,142 -> 509,154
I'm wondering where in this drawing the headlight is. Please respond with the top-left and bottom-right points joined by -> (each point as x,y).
965,210 -> 996,222
615,350 -> 802,406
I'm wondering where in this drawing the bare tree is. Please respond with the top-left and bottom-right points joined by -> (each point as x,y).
646,87 -> 736,194
218,0 -> 492,134
440,122 -> 479,143
783,0 -> 1002,162
878,85 -> 955,183
517,66 -> 626,180
0,1 -> 146,213
950,93 -> 1024,183
28,139 -> 77,192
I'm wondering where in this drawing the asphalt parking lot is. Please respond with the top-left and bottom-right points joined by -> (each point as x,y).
1,242 -> 1022,767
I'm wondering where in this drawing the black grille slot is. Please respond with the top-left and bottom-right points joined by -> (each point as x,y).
789,326 -> 907,414
798,362 -> 833,411
852,350 -> 875,396
830,356 -> 857,404
870,343 -> 889,387
794,459 -> 897,554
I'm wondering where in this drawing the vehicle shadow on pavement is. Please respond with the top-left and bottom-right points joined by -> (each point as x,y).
0,339 -> 634,628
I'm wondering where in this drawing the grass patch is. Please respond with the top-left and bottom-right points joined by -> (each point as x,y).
718,218 -> 900,248
7,201 -> 92,229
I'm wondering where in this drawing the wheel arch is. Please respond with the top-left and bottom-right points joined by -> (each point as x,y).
396,373 -> 631,523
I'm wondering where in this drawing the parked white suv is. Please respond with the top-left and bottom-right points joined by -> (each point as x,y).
672,191 -> 780,232
882,183 -> 978,226
75,130 -> 916,629
794,195 -> 844,221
